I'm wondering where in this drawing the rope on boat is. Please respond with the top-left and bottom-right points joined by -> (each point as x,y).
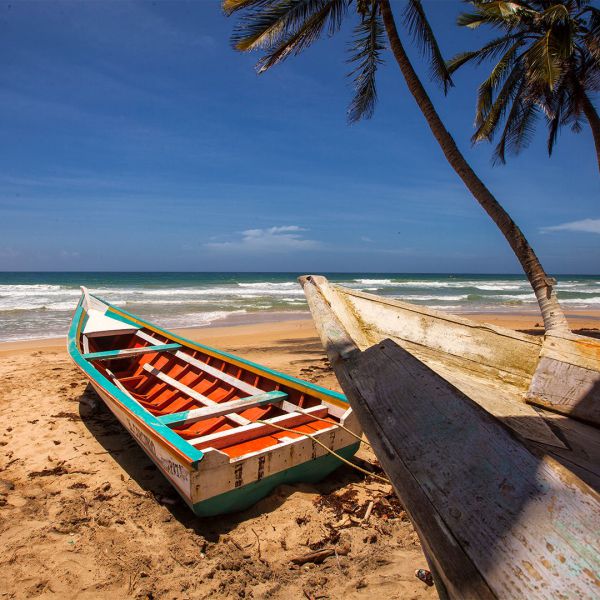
292,407 -> 373,449
255,419 -> 390,484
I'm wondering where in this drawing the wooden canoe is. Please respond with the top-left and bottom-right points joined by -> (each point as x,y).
300,275 -> 600,599
68,287 -> 360,517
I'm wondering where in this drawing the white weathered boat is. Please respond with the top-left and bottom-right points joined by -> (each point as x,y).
300,275 -> 600,599
68,287 -> 360,516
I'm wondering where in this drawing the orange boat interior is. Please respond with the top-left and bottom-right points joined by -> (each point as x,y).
83,328 -> 340,459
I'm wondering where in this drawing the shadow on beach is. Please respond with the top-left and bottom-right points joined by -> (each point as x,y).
77,383 -> 373,541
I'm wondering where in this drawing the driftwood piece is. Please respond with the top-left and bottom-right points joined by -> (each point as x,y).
344,339 -> 599,599
291,548 -> 335,565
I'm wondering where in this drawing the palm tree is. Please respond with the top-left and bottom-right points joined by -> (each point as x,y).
447,0 -> 600,171
223,0 -> 569,332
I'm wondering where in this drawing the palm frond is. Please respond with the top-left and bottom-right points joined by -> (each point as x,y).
473,62 -> 524,142
223,0 -> 273,16
254,0 -> 347,72
525,29 -> 565,90
540,3 -> 570,26
447,33 -> 524,75
455,0 -> 598,161
582,7 -> 600,63
458,2 -> 536,31
231,0 -> 346,53
347,3 -> 386,123
493,92 -> 538,163
546,99 -> 562,154
457,11 -> 490,29
403,0 -> 453,93
475,42 -> 522,126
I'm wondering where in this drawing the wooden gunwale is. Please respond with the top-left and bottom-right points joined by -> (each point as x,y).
330,284 -> 541,346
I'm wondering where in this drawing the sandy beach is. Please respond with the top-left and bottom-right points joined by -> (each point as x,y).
1,311 -> 598,599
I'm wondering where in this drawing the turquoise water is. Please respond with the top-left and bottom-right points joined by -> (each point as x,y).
0,272 -> 598,342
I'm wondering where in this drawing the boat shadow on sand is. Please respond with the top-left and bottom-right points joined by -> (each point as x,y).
77,384 -> 373,541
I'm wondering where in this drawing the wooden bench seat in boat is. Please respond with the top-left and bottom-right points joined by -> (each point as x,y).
136,330 -> 264,397
141,362 -> 253,426
82,343 -> 182,361
158,391 -> 289,426
187,404 -> 330,448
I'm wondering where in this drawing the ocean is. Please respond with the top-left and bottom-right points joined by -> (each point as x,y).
0,272 -> 598,342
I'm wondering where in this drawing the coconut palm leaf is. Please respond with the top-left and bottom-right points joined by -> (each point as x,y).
474,62 -> 525,142
493,88 -> 538,162
525,30 -> 564,90
403,0 -> 453,93
447,34 -> 524,74
231,0 -> 347,53
223,0 -> 273,16
347,3 -> 386,123
452,0 -> 600,165
254,0 -> 347,72
475,42 -> 523,125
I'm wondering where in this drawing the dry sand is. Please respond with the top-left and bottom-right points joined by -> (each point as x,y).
0,319 -> 433,600
1,311 -> 598,599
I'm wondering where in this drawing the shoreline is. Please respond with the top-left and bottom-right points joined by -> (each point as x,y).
1,308 -> 598,353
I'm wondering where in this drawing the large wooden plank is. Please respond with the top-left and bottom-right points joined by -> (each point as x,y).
142,363 -> 248,426
345,339 -> 600,599
531,409 -> 600,492
423,356 -> 566,449
158,390 -> 288,427
332,283 -> 542,381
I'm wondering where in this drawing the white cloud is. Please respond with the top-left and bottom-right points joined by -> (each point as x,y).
204,225 -> 322,253
540,218 -> 600,234
0,247 -> 21,260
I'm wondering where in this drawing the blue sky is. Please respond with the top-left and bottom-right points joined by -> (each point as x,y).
0,1 -> 598,273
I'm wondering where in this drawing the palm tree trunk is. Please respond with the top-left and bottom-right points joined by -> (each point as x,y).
581,92 -> 600,174
379,0 -> 569,333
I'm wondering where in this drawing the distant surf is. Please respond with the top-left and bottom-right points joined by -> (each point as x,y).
0,272 -> 598,342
